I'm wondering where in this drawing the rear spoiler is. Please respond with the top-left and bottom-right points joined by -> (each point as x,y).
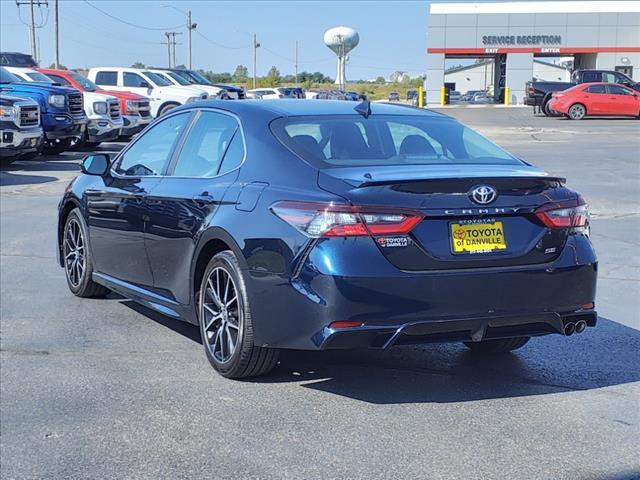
357,176 -> 566,188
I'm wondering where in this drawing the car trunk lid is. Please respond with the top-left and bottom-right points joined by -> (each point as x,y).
318,165 -> 575,270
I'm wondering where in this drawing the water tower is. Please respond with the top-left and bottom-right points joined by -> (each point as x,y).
323,26 -> 359,90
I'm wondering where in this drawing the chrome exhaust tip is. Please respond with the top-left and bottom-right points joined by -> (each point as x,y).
563,322 -> 576,336
575,320 -> 587,334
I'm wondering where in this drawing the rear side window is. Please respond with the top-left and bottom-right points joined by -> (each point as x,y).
581,72 -> 600,83
123,72 -> 147,87
172,111 -> 239,177
271,115 -> 521,167
586,85 -> 606,94
95,71 -> 117,86
116,112 -> 190,176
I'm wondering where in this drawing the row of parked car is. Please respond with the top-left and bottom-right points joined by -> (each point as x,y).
0,52 -> 246,164
246,87 -> 365,101
525,69 -> 640,119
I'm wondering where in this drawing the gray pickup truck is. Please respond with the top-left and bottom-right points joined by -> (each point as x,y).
0,94 -> 43,164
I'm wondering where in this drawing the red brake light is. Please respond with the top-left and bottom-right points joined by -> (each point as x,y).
329,321 -> 364,329
535,197 -> 589,228
271,201 -> 424,238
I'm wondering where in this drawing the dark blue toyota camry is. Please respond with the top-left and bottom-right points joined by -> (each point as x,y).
57,100 -> 597,378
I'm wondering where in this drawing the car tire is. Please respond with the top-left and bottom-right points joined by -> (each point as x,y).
199,250 -> 279,379
542,100 -> 560,117
463,336 -> 530,354
158,103 -> 179,116
42,138 -> 72,155
567,103 -> 587,120
62,209 -> 110,298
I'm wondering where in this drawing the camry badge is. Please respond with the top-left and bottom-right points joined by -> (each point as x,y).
470,185 -> 497,205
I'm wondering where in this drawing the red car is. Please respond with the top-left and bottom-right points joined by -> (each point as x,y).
37,68 -> 152,137
549,82 -> 640,120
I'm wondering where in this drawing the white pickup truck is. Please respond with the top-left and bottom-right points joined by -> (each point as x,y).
5,66 -> 123,146
147,69 -> 223,98
87,67 -> 208,117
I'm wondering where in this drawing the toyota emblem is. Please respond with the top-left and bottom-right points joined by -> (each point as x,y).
469,185 -> 497,205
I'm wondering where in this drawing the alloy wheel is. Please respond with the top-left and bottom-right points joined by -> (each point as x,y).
63,218 -> 86,288
569,104 -> 585,120
201,267 -> 242,363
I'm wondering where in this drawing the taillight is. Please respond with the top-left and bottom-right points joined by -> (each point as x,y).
271,201 -> 423,238
535,197 -> 589,229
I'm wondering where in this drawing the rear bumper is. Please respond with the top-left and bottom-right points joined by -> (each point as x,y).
319,310 -> 597,349
246,234 -> 597,350
524,97 -> 539,106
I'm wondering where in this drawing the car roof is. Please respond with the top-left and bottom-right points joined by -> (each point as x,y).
178,99 -> 445,118
578,82 -> 630,86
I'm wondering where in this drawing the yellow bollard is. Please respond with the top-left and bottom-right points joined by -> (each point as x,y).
440,86 -> 446,106
504,87 -> 510,105
418,86 -> 424,108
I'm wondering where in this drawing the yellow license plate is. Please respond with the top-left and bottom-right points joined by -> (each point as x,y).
451,221 -> 507,254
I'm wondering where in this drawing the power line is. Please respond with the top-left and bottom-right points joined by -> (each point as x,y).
194,30 -> 247,50
82,0 -> 183,31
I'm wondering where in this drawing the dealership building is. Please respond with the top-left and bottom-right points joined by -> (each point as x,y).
426,1 -> 640,104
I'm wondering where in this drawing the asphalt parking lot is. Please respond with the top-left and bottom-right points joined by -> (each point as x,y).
1,107 -> 638,480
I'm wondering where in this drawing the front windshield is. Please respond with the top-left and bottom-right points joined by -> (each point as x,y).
0,67 -> 21,83
26,72 -> 53,83
69,72 -> 98,91
166,71 -> 191,86
271,114 -> 522,168
143,71 -> 171,86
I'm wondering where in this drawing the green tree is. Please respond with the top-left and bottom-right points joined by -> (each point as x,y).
232,65 -> 249,82
264,66 -> 281,86
48,63 -> 67,70
131,62 -> 146,68
375,76 -> 385,84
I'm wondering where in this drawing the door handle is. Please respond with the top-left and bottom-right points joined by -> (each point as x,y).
192,194 -> 216,205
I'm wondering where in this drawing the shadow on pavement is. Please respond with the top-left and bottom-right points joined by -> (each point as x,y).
122,300 -> 203,344
123,304 -> 640,404
0,171 -> 59,186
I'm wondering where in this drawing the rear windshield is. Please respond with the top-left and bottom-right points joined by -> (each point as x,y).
270,115 -> 522,168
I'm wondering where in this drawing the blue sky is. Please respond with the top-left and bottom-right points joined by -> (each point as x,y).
0,0 -> 429,80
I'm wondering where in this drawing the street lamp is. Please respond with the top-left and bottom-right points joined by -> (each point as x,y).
161,4 -> 197,69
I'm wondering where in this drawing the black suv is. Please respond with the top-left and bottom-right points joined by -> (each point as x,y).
0,52 -> 38,68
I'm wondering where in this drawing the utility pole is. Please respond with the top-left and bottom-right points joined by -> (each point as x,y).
187,10 -> 197,69
163,32 -> 182,68
163,32 -> 172,67
252,34 -> 260,89
16,0 -> 48,63
53,0 -> 59,68
295,40 -> 298,85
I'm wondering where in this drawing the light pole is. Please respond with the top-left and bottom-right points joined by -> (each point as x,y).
252,34 -> 260,89
162,4 -> 196,69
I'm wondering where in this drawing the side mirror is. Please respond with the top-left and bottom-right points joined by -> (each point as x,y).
140,81 -> 151,89
81,154 -> 110,176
